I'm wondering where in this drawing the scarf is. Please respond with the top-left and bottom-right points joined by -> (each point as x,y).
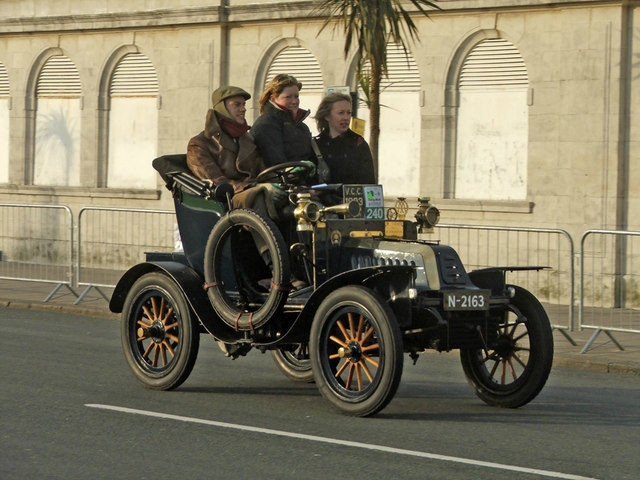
274,100 -> 307,123
218,116 -> 250,138
213,101 -> 250,138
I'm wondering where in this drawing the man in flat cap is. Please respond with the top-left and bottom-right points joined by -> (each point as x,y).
187,85 -> 288,218
187,86 -> 264,192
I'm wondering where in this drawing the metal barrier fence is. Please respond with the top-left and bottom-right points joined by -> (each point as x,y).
422,224 -> 575,337
76,207 -> 175,304
0,203 -> 75,301
14,201 -> 640,353
580,229 -> 640,352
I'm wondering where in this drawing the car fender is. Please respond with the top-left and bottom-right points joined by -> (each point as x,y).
264,265 -> 415,347
469,266 -> 548,295
109,261 -> 240,342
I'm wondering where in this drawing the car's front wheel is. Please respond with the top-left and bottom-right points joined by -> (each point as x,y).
310,286 -> 403,417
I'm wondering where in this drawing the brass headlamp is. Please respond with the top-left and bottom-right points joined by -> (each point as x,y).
293,193 -> 321,231
414,197 -> 440,233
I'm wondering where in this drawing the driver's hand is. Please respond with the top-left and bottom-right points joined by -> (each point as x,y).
289,160 -> 316,180
263,183 -> 288,205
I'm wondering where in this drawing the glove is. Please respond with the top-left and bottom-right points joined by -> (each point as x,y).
263,182 -> 288,206
289,160 -> 316,180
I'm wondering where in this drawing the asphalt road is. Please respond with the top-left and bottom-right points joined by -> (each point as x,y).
1,308 -> 639,480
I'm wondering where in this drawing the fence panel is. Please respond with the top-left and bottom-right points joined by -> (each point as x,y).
580,230 -> 640,336
421,224 -> 575,331
0,203 -> 74,299
77,207 -> 175,296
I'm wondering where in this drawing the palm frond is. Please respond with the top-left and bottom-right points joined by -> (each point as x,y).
315,0 -> 441,170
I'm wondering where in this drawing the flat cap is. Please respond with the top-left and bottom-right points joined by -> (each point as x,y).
211,86 -> 251,107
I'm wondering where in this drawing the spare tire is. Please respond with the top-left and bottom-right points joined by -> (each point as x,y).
203,208 -> 290,330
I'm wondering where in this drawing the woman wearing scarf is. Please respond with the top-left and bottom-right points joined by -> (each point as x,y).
252,74 -> 315,167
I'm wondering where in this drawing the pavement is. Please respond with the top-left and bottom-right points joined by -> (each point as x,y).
1,278 -> 638,376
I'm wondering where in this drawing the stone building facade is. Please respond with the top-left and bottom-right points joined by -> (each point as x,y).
0,0 -> 638,245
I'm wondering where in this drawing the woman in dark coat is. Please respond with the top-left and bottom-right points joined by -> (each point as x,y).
251,74 -> 314,167
313,93 -> 375,185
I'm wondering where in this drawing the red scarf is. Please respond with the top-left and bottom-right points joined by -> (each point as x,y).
275,101 -> 306,122
218,117 -> 250,138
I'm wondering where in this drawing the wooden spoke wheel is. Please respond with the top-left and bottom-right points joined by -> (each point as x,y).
310,286 -> 403,417
271,343 -> 314,383
460,285 -> 553,408
121,272 -> 199,390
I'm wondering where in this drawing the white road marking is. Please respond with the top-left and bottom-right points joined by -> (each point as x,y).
86,403 -> 599,480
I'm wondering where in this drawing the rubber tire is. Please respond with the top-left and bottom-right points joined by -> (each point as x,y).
121,272 -> 199,390
271,344 -> 314,383
460,285 -> 554,408
204,208 -> 290,330
310,285 -> 404,417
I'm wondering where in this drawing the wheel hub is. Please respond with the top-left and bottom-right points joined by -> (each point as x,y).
338,341 -> 363,363
138,321 -> 165,343
494,335 -> 514,358
150,321 -> 165,343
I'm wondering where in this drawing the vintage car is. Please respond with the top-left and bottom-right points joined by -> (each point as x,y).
109,155 -> 554,417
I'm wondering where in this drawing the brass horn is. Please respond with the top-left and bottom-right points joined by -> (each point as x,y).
319,200 -> 361,218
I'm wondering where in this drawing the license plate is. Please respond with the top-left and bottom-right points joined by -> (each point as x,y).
443,290 -> 490,311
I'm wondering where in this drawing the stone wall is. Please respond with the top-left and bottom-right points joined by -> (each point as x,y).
0,0 -> 636,244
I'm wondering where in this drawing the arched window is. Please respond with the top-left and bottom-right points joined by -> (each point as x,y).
0,62 -> 9,183
357,43 -> 421,196
265,46 -> 323,135
107,53 -> 159,189
455,39 -> 528,200
34,55 -> 82,186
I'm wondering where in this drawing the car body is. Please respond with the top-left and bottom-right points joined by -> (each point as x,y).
110,155 -> 554,417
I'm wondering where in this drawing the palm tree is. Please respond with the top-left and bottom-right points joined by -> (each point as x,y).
316,0 -> 440,180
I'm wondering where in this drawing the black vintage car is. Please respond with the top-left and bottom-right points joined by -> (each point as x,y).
109,155 -> 554,417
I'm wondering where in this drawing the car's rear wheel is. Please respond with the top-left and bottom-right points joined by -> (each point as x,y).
310,286 -> 403,417
121,272 -> 199,390
460,285 -> 553,408
271,344 -> 314,382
